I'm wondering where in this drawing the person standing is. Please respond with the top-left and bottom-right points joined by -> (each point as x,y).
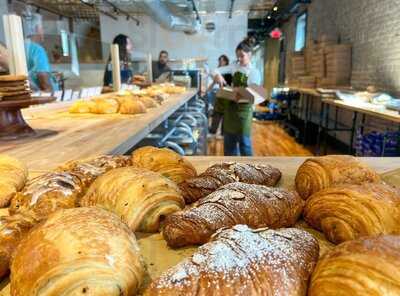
23,12 -> 58,92
103,34 -> 134,86
152,50 -> 171,82
208,54 -> 231,136
212,39 -> 261,156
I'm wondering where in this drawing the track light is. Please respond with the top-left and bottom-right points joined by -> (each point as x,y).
273,6 -> 278,11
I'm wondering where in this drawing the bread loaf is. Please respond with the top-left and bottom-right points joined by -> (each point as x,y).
0,155 -> 28,207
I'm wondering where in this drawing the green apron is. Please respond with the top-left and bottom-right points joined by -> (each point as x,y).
223,71 -> 253,136
214,97 -> 227,113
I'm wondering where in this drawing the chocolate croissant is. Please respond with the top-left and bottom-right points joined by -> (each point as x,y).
304,183 -> 400,244
0,155 -> 131,279
0,154 -> 28,208
132,146 -> 197,184
145,225 -> 319,296
179,162 -> 281,204
309,235 -> 400,296
10,207 -> 146,296
163,182 -> 304,248
81,167 -> 185,232
295,155 -> 380,199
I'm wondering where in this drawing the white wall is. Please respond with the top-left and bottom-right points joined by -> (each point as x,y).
100,12 -> 248,69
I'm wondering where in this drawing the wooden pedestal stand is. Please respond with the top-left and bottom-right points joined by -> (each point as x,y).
0,97 -> 56,140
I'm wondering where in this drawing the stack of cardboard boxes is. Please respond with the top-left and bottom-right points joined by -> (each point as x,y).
288,35 -> 352,89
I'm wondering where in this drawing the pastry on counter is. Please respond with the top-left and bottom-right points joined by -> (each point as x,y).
0,155 -> 28,208
0,155 -> 132,279
145,225 -> 319,296
179,162 -> 281,204
68,100 -> 96,113
163,182 -> 304,248
116,97 -> 147,114
90,97 -> 120,114
80,167 -> 185,232
309,235 -> 400,296
131,146 -> 197,184
295,155 -> 380,200
303,182 -> 400,244
138,96 -> 158,108
10,207 -> 146,296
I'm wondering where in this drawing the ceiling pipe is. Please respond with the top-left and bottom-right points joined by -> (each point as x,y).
142,0 -> 199,34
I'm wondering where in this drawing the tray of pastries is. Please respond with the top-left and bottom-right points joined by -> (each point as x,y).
0,150 -> 399,295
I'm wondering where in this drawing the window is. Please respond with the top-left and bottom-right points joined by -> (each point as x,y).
294,12 -> 307,52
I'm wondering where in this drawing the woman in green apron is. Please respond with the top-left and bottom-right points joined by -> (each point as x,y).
212,40 -> 261,156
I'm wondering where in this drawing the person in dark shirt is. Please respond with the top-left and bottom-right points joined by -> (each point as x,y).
103,34 -> 134,86
152,50 -> 171,82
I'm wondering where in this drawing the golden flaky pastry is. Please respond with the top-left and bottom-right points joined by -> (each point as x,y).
68,100 -> 96,114
132,146 -> 197,184
116,97 -> 147,114
309,235 -> 400,296
90,98 -> 119,114
295,155 -> 380,199
0,155 -> 27,208
145,225 -> 319,296
304,182 -> 400,244
80,167 -> 185,232
10,207 -> 146,296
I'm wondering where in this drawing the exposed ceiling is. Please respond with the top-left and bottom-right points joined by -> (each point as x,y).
12,0 -> 277,20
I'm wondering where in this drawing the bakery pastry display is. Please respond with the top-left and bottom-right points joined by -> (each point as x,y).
179,162 -> 281,204
80,167 -> 185,232
295,155 -> 380,200
304,182 -> 400,244
132,146 -> 197,184
0,155 -> 28,208
10,207 -> 146,296
309,235 -> 400,296
145,225 -> 319,296
163,182 -> 304,247
0,155 -> 131,279
68,100 -> 96,113
0,75 -> 31,101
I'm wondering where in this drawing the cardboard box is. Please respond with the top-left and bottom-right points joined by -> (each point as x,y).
216,84 -> 266,105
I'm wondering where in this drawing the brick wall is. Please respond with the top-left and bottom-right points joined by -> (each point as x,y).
283,0 -> 400,96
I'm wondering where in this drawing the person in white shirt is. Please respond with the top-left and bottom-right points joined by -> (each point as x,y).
212,39 -> 261,156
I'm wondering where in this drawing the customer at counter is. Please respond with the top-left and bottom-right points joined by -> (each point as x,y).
23,12 -> 58,92
212,38 -> 261,156
208,54 -> 231,136
152,50 -> 171,82
103,34 -> 134,87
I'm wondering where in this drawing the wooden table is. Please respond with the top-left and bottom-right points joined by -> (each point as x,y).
0,90 -> 197,171
0,156 -> 399,295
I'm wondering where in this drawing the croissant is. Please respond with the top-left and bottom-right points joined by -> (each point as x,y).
80,167 -> 185,232
309,235 -> 400,296
163,182 -> 304,248
132,146 -> 197,184
10,207 -> 146,296
90,98 -> 119,114
138,96 -> 158,108
116,97 -> 147,114
68,100 -> 95,114
145,225 -> 319,296
303,183 -> 400,244
179,162 -> 281,204
0,155 -> 28,207
295,155 -> 380,199
0,155 -> 131,279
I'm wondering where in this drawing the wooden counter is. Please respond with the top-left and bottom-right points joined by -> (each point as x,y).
322,98 -> 400,123
0,156 -> 399,294
0,90 -> 197,171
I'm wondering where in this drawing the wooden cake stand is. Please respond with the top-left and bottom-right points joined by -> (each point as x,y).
0,97 -> 56,140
